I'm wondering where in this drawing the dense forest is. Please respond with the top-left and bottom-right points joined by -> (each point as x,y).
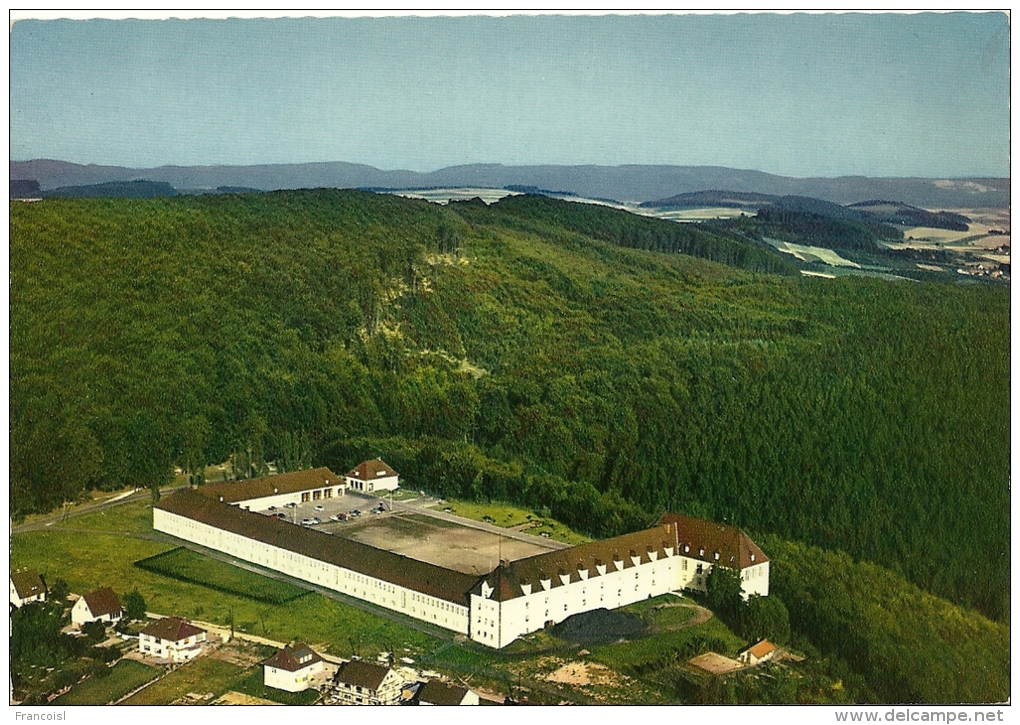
10,191 -> 1009,634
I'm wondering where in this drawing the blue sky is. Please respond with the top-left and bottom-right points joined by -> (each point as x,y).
9,12 -> 1010,177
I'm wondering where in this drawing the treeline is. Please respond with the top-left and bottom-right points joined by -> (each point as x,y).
765,536 -> 1010,703
721,206 -> 904,250
460,194 -> 798,274
10,190 -> 1009,626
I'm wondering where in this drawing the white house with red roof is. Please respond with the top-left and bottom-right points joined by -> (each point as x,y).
264,642 -> 326,692
738,638 -> 778,666
658,513 -> 770,599
10,569 -> 46,608
344,458 -> 399,493
139,616 -> 207,662
71,587 -> 124,627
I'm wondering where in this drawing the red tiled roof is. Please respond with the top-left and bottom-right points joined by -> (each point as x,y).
140,616 -> 205,643
345,458 -> 398,480
658,513 -> 769,569
156,489 -> 479,605
198,467 -> 340,504
82,587 -> 122,617
264,643 -> 322,672
10,569 -> 45,600
336,659 -> 392,690
475,523 -> 680,602
739,639 -> 777,659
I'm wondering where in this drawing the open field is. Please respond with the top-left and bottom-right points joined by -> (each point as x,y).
135,548 -> 311,603
51,660 -> 160,705
335,512 -> 552,575
441,499 -> 593,546
765,239 -> 861,267
118,656 -> 248,705
10,528 -> 440,660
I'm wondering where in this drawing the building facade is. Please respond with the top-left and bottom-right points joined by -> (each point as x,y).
10,570 -> 46,608
334,660 -> 403,705
139,616 -> 207,662
344,458 -> 399,493
71,587 -> 123,627
264,643 -> 325,692
153,475 -> 769,650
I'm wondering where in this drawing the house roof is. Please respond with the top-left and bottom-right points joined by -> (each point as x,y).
264,643 -> 322,672
10,569 -> 45,600
156,489 -> 480,606
657,513 -> 769,569
82,587 -> 122,617
473,523 -> 680,602
739,639 -> 777,659
417,679 -> 472,705
336,659 -> 392,691
345,458 -> 398,480
140,616 -> 205,643
197,467 -> 340,504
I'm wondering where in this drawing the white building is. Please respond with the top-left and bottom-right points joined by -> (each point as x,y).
202,467 -> 344,511
71,587 -> 123,627
153,478 -> 769,650
139,616 -> 207,662
415,679 -> 480,705
10,570 -> 46,608
334,660 -> 403,705
658,513 -> 770,599
344,458 -> 399,493
738,638 -> 778,666
264,642 -> 325,692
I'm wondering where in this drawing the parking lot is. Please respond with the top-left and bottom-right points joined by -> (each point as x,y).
253,489 -> 385,526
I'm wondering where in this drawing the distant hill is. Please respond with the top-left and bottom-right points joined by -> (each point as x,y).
42,180 -> 177,199
10,159 -> 1009,209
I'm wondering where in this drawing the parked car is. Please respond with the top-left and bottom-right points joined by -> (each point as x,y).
301,518 -> 313,525
268,505 -> 277,511
285,502 -> 297,509
350,509 -> 362,517
275,513 -> 287,519
313,517 -> 321,524
315,504 -> 324,512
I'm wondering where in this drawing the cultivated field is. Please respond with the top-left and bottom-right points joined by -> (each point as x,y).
333,512 -> 553,575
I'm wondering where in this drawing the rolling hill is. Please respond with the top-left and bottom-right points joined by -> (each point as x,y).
10,159 -> 1010,208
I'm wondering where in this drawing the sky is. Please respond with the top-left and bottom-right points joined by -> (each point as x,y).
8,12 -> 1011,178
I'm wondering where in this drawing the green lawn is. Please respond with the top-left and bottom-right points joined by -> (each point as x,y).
442,499 -> 592,545
230,668 -> 321,705
64,498 -> 156,535
51,660 -> 159,705
135,548 -> 310,604
118,657 -> 248,705
11,527 -> 440,661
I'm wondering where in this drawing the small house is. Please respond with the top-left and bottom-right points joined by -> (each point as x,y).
139,616 -> 207,662
414,679 -> 480,705
344,459 -> 399,493
738,638 -> 778,666
10,570 -> 46,608
71,587 -> 123,627
334,659 -> 403,705
264,642 -> 325,692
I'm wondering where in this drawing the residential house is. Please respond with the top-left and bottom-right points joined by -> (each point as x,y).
344,459 -> 399,493
264,642 -> 325,692
71,587 -> 123,627
334,659 -> 403,705
10,570 -> 46,608
738,638 -> 778,666
139,616 -> 207,662
414,679 -> 480,705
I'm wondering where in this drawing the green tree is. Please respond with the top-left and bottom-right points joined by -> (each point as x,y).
123,589 -> 147,621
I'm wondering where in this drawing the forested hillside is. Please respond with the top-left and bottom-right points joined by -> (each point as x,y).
10,190 -> 1009,626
